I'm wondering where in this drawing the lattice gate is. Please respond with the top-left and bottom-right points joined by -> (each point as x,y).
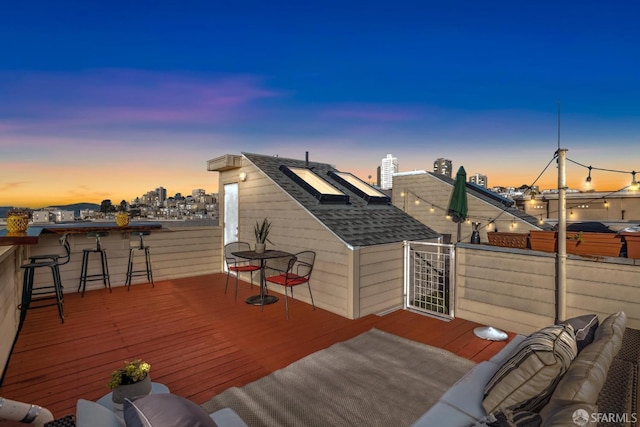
403,241 -> 455,319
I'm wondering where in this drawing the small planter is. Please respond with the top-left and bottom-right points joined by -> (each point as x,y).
620,233 -> 640,259
487,232 -> 529,249
112,374 -> 151,407
255,242 -> 266,253
566,232 -> 622,257
529,231 -> 557,253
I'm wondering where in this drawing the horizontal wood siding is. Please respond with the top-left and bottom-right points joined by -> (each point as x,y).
220,161 -> 352,318
358,243 -> 404,316
456,244 -> 640,334
26,226 -> 223,293
0,246 -> 20,379
393,173 -> 541,243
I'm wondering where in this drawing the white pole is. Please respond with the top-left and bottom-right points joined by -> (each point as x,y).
557,148 -> 567,323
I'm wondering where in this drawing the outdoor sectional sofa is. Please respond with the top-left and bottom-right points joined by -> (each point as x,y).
73,311 -> 638,427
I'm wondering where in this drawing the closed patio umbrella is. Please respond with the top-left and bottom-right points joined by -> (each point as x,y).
447,166 -> 468,243
447,166 -> 506,341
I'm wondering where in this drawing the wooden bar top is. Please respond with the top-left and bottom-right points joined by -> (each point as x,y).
0,221 -> 163,246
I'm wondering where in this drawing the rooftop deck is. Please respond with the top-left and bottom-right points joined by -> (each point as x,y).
1,273 -> 512,424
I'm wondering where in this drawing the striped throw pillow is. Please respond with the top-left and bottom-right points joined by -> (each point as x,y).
483,323 -> 577,414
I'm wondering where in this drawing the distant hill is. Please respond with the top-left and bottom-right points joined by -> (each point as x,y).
1,203 -> 100,218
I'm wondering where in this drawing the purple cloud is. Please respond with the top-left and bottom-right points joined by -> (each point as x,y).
0,70 -> 281,129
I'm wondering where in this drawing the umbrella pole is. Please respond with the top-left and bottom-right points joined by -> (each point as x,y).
457,222 -> 461,242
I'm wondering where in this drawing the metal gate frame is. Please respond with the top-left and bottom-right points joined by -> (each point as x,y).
403,240 -> 456,320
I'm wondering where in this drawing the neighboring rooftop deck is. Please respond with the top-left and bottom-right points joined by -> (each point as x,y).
0,273 -> 512,424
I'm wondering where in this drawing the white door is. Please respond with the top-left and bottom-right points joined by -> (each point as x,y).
224,183 -> 239,247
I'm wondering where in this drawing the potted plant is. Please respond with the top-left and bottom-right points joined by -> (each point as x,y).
254,218 -> 272,253
566,231 -> 622,257
116,200 -> 130,227
108,359 -> 151,407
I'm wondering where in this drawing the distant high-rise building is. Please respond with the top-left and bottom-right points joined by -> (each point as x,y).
380,154 -> 399,190
156,187 -> 167,205
470,173 -> 488,188
433,158 -> 452,178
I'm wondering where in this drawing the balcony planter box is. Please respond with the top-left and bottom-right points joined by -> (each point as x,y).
620,233 -> 640,259
487,232 -> 529,249
529,231 -> 557,253
566,232 -> 622,257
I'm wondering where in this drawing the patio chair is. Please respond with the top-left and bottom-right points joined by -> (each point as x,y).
224,242 -> 260,300
265,251 -> 316,319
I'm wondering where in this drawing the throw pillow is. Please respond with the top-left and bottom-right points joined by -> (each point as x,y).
561,314 -> 599,352
76,399 -> 121,427
482,323 -> 577,414
470,409 -> 541,427
124,394 -> 218,427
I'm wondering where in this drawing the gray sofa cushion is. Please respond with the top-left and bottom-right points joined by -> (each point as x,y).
440,362 -> 502,420
540,311 -> 626,423
562,314 -> 599,353
124,394 -> 218,427
483,324 -> 577,414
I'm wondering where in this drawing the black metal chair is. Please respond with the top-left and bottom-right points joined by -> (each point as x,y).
18,234 -> 70,329
125,231 -> 154,290
224,242 -> 260,300
78,231 -> 112,296
265,251 -> 316,319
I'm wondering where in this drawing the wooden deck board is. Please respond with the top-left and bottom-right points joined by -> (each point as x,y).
0,273 -> 511,424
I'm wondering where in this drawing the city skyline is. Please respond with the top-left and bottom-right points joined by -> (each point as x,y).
2,1 -> 639,208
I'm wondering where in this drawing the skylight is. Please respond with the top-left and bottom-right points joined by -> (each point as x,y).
328,171 -> 390,204
279,165 -> 349,203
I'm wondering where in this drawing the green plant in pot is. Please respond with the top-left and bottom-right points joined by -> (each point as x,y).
254,218 -> 272,253
108,359 -> 151,407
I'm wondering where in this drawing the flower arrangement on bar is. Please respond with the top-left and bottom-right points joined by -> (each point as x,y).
107,359 -> 151,389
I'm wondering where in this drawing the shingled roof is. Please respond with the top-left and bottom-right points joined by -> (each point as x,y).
243,152 -> 441,247
428,172 -> 551,230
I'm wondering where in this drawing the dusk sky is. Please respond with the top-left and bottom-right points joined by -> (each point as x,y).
1,1 -> 639,208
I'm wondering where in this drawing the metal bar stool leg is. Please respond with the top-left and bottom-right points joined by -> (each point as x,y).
144,247 -> 154,287
100,250 -> 112,292
78,250 -> 90,296
126,248 -> 135,290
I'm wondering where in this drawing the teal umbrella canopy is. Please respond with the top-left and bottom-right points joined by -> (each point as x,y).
447,166 -> 468,224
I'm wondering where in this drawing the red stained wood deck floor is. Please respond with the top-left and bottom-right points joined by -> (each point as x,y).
0,273 -> 514,424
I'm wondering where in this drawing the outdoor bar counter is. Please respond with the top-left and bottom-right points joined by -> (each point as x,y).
0,221 -> 163,246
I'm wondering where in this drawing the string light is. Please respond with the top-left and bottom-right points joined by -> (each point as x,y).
585,166 -> 592,184
603,199 -> 609,209
569,207 -> 574,217
430,205 -> 435,212
632,171 -> 638,191
539,215 -> 544,225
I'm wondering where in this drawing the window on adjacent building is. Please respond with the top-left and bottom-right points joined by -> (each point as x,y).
328,171 -> 390,204
279,165 -> 349,203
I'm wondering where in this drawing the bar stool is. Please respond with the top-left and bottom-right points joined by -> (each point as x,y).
78,231 -> 112,296
18,259 -> 65,330
28,234 -> 71,294
125,231 -> 154,290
